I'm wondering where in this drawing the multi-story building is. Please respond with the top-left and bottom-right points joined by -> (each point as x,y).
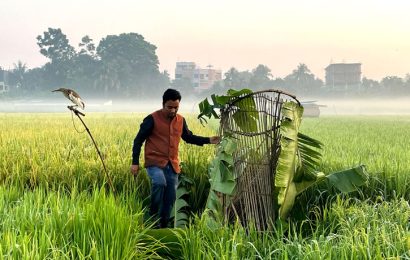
325,63 -> 361,90
175,62 -> 222,92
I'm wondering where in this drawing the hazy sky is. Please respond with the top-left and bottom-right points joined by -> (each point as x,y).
1,0 -> 409,80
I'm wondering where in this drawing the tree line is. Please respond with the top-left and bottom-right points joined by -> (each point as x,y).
3,28 -> 169,99
199,64 -> 410,99
2,28 -> 410,99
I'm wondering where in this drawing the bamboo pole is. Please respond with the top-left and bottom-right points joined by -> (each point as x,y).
68,106 -> 116,193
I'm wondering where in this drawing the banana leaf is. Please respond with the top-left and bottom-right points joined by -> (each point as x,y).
220,137 -> 237,154
294,133 -> 323,182
144,228 -> 184,258
199,89 -> 369,224
294,171 -> 326,195
172,187 -> 189,228
197,88 -> 255,127
275,101 -> 369,220
206,136 -> 238,212
171,175 -> 193,228
211,162 -> 236,194
294,165 -> 368,196
274,101 -> 304,220
197,98 -> 216,125
326,165 -> 368,193
231,96 -> 259,132
206,189 -> 222,212
226,88 -> 253,97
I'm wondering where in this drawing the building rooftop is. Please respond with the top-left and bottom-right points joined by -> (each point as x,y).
325,63 -> 361,70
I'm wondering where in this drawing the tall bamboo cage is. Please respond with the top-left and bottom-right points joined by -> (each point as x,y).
219,89 -> 300,230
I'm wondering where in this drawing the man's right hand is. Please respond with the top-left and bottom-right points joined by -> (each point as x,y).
130,164 -> 139,177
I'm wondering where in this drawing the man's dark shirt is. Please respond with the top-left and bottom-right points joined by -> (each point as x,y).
132,114 -> 210,165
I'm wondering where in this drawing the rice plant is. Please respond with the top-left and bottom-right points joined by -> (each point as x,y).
0,113 -> 408,259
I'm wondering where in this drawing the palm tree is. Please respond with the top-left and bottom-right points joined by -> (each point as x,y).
286,63 -> 312,93
13,61 -> 27,89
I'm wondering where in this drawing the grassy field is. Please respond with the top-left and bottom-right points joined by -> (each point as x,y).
0,113 -> 409,259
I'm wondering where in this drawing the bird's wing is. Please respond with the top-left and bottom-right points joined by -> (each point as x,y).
68,92 -> 85,109
70,89 -> 81,98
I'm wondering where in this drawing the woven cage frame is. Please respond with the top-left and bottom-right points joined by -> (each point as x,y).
219,89 -> 300,230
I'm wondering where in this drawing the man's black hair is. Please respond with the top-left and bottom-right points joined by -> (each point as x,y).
163,88 -> 181,104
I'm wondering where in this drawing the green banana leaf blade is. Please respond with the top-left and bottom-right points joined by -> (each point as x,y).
291,165 -> 368,219
206,137 -> 238,213
326,165 -> 368,193
294,171 -> 326,195
275,102 -> 304,220
232,97 -> 259,132
172,186 -> 189,228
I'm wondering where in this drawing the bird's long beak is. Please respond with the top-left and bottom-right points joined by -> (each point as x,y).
52,89 -> 60,92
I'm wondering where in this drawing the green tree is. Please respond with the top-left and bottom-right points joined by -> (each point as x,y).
96,33 -> 163,97
271,77 -> 286,91
381,76 -> 404,95
249,64 -> 273,90
69,36 -> 100,94
223,67 -> 251,89
284,63 -> 322,96
78,35 -> 97,58
23,68 -> 47,93
10,61 -> 27,90
37,28 -> 76,61
361,77 -> 381,95
404,74 -> 410,95
36,28 -> 76,88
171,78 -> 194,94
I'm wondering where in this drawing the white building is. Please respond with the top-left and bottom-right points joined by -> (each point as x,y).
175,62 -> 222,92
0,70 -> 9,94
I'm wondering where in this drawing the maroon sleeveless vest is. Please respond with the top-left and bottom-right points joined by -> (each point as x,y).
144,110 -> 183,173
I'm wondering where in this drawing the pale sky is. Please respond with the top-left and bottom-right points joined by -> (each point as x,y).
1,0 -> 409,81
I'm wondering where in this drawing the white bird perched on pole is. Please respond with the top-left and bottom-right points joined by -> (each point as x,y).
51,87 -> 114,192
52,88 -> 85,110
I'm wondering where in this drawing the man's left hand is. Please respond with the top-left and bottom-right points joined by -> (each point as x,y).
209,136 -> 221,144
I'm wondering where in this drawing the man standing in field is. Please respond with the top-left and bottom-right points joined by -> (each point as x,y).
130,88 -> 220,228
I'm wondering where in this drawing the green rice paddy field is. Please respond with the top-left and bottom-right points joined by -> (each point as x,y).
0,113 -> 409,259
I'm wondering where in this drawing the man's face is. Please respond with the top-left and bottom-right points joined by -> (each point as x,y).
163,99 -> 180,119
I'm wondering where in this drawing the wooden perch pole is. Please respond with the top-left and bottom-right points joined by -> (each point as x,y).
68,106 -> 115,193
